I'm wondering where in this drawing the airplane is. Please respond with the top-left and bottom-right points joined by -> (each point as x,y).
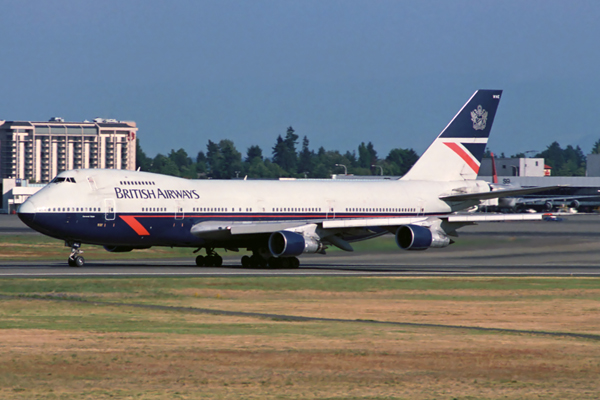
483,153 -> 596,213
17,89 -> 556,268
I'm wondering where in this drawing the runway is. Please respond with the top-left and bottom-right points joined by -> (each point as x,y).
3,213 -> 600,277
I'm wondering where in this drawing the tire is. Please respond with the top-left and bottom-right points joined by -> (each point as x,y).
241,255 -> 251,268
214,255 -> 223,267
195,255 -> 205,267
268,257 -> 281,269
250,254 -> 262,268
68,258 -> 76,267
74,256 -> 85,268
290,257 -> 300,269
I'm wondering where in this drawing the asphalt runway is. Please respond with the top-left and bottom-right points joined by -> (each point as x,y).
2,213 -> 600,277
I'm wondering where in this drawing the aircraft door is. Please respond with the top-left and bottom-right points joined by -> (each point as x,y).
104,199 -> 115,221
326,200 -> 336,219
417,198 -> 425,217
174,201 -> 184,220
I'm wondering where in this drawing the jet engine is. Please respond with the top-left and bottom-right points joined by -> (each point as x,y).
268,230 -> 323,257
570,199 -> 580,209
395,224 -> 451,251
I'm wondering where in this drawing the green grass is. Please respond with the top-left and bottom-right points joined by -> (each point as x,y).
1,277 -> 599,308
1,276 -> 598,294
0,300 -> 347,336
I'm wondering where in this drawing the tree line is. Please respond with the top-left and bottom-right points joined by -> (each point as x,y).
136,126 -> 600,179
136,126 -> 419,179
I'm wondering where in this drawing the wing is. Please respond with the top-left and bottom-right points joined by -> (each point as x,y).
190,213 -> 546,252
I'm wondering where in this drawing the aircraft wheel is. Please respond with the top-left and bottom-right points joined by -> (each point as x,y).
268,257 -> 281,269
249,254 -> 259,268
74,256 -> 85,268
280,258 -> 291,269
195,255 -> 205,267
250,254 -> 264,268
214,255 -> 223,267
205,255 -> 215,267
68,258 -> 76,267
290,257 -> 300,269
241,255 -> 251,268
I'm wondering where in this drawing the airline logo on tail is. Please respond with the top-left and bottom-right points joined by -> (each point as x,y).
470,105 -> 488,130
443,142 -> 483,174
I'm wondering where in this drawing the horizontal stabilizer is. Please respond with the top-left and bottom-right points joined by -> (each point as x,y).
440,185 -> 564,202
446,213 -> 545,223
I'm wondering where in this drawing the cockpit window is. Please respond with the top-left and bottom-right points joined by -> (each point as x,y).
50,177 -> 76,183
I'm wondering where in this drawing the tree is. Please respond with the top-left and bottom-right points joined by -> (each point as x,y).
206,140 -> 223,178
537,142 -> 585,176
272,127 -> 299,174
246,145 -> 263,162
135,139 -> 152,171
218,139 -> 244,179
358,142 -> 378,171
297,136 -> 314,175
150,154 -> 180,177
384,148 -> 419,176
195,151 -> 207,177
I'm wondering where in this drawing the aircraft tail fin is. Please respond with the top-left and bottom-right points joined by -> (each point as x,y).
401,89 -> 502,181
490,152 -> 498,184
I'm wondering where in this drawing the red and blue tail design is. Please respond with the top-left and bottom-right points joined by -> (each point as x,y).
402,89 -> 502,181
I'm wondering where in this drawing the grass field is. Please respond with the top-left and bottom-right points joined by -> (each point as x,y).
1,276 -> 599,399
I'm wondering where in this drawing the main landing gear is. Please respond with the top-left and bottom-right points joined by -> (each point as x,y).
195,248 -> 223,267
67,242 -> 85,267
240,252 -> 300,269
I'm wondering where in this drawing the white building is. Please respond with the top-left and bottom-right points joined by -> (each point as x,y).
479,157 -> 547,177
0,118 -> 137,183
1,178 -> 45,214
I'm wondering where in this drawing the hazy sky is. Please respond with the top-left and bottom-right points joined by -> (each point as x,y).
2,0 -> 599,160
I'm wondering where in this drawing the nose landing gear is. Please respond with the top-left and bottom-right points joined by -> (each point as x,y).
66,242 -> 85,267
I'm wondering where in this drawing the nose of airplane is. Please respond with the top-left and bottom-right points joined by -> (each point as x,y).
17,199 -> 36,226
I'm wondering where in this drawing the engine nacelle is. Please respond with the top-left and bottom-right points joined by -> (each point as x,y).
395,224 -> 451,251
103,245 -> 134,253
268,230 -> 323,257
570,199 -> 580,209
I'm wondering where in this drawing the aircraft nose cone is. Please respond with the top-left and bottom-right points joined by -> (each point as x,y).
17,199 -> 36,226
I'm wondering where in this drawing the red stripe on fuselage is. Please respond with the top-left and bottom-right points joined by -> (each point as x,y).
120,215 -> 150,236
443,142 -> 480,174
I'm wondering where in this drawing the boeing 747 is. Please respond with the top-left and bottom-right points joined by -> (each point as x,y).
18,90 -> 553,267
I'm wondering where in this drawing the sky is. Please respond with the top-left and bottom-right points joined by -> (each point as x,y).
1,0 -> 600,160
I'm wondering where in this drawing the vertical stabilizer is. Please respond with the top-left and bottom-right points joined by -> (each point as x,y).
401,89 -> 502,181
490,152 -> 498,184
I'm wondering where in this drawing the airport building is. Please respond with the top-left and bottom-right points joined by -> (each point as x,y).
478,157 -> 550,177
1,118 -> 138,213
0,118 -> 137,183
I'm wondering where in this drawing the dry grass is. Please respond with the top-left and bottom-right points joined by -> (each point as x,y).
1,326 -> 599,399
1,279 -> 600,399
